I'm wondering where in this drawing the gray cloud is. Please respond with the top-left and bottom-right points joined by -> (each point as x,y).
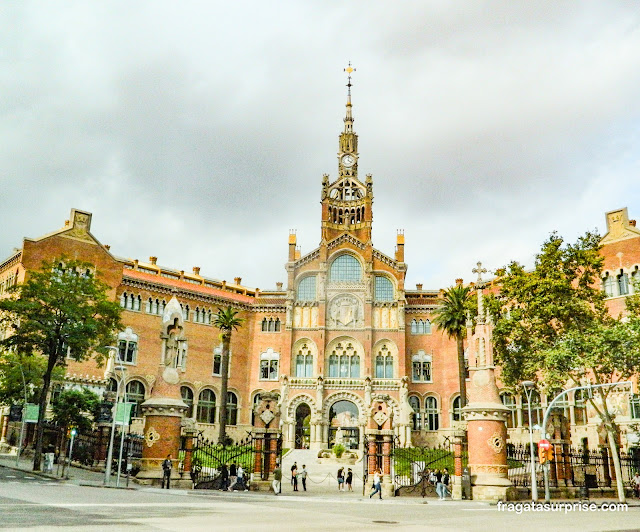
2,1 -> 640,290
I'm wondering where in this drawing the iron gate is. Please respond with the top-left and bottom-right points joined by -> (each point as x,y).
185,432 -> 282,489
393,437 -> 466,497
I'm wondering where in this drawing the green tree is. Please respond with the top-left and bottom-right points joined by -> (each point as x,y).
0,349 -> 65,406
492,231 -> 640,501
433,284 -> 474,408
212,306 -> 244,444
51,387 -> 101,435
0,258 -> 122,471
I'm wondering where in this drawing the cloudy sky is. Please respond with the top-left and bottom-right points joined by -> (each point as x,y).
3,2 -> 640,290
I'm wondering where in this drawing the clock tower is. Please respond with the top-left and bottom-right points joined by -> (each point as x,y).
320,63 -> 373,244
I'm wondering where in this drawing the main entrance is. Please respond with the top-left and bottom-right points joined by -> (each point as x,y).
294,403 -> 311,449
329,400 -> 359,449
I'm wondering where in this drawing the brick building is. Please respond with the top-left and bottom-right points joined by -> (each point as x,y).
1,85 -> 640,453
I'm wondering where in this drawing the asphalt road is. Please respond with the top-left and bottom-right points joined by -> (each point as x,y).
2,466 -> 640,531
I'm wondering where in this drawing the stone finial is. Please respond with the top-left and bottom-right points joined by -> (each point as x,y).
192,266 -> 201,275
234,277 -> 242,285
416,283 -> 423,290
455,278 -> 463,286
276,282 -> 283,290
149,256 -> 157,265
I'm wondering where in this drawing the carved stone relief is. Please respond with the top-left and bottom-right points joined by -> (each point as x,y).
327,294 -> 363,329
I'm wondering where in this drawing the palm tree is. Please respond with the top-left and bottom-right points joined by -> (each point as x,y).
213,306 -> 244,444
433,285 -> 473,408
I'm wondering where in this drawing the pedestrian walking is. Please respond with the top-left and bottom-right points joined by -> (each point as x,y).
273,465 -> 282,495
228,462 -> 238,491
237,464 -> 248,491
220,463 -> 229,491
161,454 -> 172,489
337,467 -> 345,491
368,469 -> 382,499
299,465 -> 308,491
346,468 -> 353,491
442,468 -> 450,499
633,472 -> 640,498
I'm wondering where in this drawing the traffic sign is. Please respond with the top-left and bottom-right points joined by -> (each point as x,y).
538,439 -> 551,450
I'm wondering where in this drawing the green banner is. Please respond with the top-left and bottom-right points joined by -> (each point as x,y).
115,402 -> 134,426
24,403 -> 39,423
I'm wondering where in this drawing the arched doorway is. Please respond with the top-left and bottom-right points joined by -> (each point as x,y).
295,403 -> 311,449
329,400 -> 359,449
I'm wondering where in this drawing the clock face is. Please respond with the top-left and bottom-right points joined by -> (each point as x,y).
342,154 -> 356,168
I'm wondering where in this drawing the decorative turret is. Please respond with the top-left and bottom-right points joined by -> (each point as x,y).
321,63 -> 373,244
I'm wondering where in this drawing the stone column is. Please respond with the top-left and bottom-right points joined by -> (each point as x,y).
452,432 -> 465,500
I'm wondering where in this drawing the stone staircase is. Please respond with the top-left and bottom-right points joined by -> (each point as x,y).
281,449 -> 366,495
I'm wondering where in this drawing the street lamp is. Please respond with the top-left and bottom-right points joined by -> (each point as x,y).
521,380 -> 538,502
103,347 -> 126,486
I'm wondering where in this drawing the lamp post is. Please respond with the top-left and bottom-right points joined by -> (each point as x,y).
103,347 -> 126,486
116,381 -> 128,487
522,380 -> 538,502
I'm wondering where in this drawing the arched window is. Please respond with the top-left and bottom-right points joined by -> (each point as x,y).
451,396 -> 462,422
260,349 -> 279,381
197,389 -> 216,424
602,274 -> 615,297
182,304 -> 190,321
126,380 -> 145,418
106,378 -> 118,393
328,342 -> 360,378
117,328 -> 138,365
412,351 -> 432,382
425,396 -> 439,431
297,276 -> 317,301
181,386 -> 194,418
375,344 -> 393,378
295,343 -> 313,378
374,276 -> 394,301
409,396 -> 421,430
329,255 -> 362,282
226,392 -> 238,425
618,272 -> 630,295
500,393 -> 517,429
411,319 -> 431,335
262,317 -> 281,332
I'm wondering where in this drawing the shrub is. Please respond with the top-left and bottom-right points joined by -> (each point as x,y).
333,444 -> 345,458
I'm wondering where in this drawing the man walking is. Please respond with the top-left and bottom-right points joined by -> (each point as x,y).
228,463 -> 238,491
273,465 -> 282,495
237,464 -> 248,491
161,454 -> 172,489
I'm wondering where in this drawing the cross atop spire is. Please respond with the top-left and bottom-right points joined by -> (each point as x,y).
472,261 -> 487,284
344,62 -> 356,104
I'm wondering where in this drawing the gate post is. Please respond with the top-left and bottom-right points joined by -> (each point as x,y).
452,431 -> 465,500
251,391 -> 281,492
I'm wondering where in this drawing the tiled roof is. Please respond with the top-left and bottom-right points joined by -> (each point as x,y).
123,269 -> 256,304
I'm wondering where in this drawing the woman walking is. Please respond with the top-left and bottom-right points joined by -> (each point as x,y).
369,469 -> 382,499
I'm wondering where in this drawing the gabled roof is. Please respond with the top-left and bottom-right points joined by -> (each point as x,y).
601,208 -> 640,245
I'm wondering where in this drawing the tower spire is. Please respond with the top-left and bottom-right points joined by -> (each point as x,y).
343,62 -> 355,132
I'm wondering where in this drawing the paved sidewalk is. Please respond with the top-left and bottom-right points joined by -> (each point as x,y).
0,452 -> 136,488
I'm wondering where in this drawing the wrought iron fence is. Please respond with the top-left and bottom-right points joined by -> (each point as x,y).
507,443 -> 640,489
182,432 -> 282,489
393,438 -> 467,497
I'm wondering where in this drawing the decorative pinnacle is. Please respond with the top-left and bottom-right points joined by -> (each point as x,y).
344,61 -> 355,104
